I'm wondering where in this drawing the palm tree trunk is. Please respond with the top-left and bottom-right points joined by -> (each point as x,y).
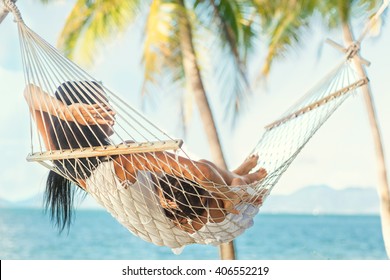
177,0 -> 235,260
342,22 -> 390,258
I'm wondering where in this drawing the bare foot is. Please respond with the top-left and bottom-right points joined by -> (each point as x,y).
233,154 -> 259,175
233,168 -> 267,185
248,168 -> 267,182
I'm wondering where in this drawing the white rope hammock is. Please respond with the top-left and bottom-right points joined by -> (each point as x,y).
1,0 -> 383,253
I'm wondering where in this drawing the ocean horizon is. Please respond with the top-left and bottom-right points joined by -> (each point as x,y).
0,208 -> 387,260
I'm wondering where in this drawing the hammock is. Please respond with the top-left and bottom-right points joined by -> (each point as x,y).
1,0 -> 370,252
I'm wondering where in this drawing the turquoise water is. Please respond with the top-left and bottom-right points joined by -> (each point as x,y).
0,208 -> 387,260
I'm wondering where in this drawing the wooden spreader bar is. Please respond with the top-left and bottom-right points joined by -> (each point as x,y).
27,139 -> 183,161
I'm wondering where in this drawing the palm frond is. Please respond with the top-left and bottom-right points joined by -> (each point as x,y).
142,0 -> 186,96
191,0 -> 257,122
316,0 -> 382,28
58,0 -> 145,64
255,0 -> 313,77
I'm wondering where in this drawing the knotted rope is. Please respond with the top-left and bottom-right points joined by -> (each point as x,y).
1,0 -> 22,23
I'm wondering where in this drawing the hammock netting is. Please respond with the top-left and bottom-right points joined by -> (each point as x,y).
1,0 -> 369,253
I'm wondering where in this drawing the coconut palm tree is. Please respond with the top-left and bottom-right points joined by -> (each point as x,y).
344,26 -> 390,258
252,0 -> 390,258
39,0 -> 259,260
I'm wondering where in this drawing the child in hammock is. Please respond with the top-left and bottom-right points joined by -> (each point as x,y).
24,81 -> 267,248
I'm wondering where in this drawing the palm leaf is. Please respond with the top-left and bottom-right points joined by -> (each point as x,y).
192,0 -> 257,121
142,0 -> 186,96
57,0 -> 145,64
255,0 -> 314,77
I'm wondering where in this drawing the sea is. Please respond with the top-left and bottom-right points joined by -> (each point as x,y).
0,208 -> 387,260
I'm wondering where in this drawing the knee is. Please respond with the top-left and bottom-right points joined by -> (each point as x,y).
198,159 -> 218,171
198,159 -> 213,166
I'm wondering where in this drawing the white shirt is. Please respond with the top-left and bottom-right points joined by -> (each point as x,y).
85,161 -> 194,251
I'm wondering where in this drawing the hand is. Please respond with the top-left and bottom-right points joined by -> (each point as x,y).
215,190 -> 241,215
217,186 -> 269,214
244,187 -> 269,207
63,103 -> 116,126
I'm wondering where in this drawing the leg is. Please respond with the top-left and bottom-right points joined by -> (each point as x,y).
198,155 -> 265,186
197,159 -> 237,185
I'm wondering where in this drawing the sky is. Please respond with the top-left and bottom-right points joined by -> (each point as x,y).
0,0 -> 389,202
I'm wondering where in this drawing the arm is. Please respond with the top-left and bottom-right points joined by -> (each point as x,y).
24,84 -> 112,125
24,84 -> 68,119
24,84 -> 62,150
24,84 -> 114,150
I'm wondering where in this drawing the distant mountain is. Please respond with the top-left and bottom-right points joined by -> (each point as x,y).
0,198 -> 12,208
261,185 -> 379,215
0,185 -> 380,214
0,193 -> 44,209
0,192 -> 100,209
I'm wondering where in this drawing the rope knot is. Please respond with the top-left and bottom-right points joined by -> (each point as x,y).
2,0 -> 23,23
346,42 -> 360,60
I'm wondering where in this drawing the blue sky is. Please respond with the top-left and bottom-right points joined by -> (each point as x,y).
0,0 -> 389,202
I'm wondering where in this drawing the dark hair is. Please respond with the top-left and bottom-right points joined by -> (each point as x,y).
159,174 -> 207,222
45,81 -> 110,232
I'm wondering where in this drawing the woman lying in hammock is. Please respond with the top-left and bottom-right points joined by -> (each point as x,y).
24,81 -> 267,247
